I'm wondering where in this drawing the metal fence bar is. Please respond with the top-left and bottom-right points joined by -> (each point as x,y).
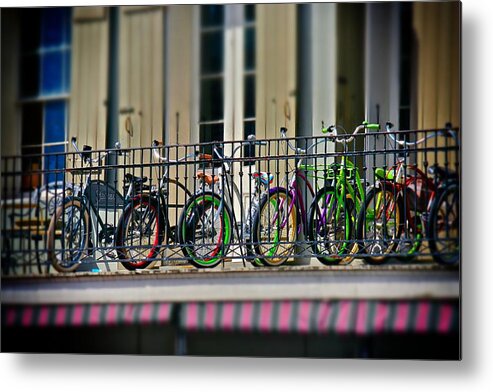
0,126 -> 460,276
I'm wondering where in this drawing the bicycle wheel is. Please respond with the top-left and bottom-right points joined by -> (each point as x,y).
394,210 -> 424,260
356,186 -> 404,265
308,186 -> 354,265
116,195 -> 164,271
47,199 -> 90,273
251,188 -> 297,267
178,192 -> 232,268
428,183 -> 460,265
244,201 -> 265,268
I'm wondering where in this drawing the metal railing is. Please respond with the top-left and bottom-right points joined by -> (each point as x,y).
1,123 -> 460,275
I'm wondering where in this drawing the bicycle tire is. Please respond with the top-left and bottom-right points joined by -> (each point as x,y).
115,195 -> 165,271
47,199 -> 90,273
308,186 -> 354,265
178,191 -> 232,268
428,183 -> 460,265
356,186 -> 404,265
251,188 -> 297,267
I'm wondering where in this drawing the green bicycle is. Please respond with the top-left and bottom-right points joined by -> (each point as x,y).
307,121 -> 380,265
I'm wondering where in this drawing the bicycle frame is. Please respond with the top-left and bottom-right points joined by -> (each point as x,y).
375,157 -> 436,237
201,142 -> 269,244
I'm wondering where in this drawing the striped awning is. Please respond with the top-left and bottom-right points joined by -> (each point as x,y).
2,300 -> 459,334
2,302 -> 173,328
180,300 -> 459,335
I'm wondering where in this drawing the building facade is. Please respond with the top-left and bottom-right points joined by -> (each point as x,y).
1,2 -> 460,187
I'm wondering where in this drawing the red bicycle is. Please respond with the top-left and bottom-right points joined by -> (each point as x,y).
356,122 -> 459,265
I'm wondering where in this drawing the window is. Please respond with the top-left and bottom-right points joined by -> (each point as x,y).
19,8 -> 71,187
398,3 -> 413,130
199,5 -> 225,150
198,5 -> 256,158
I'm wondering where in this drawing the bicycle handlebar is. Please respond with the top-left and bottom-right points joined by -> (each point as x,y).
210,134 -> 266,162
280,127 -> 306,154
384,122 -> 458,146
71,136 -> 111,164
152,140 -> 201,163
320,121 -> 380,144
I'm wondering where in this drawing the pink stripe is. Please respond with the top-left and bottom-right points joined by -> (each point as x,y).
157,303 -> 170,323
355,301 -> 368,335
204,302 -> 216,330
335,300 -> 351,334
259,301 -> 273,332
437,304 -> 453,333
221,302 -> 235,331
140,303 -> 152,324
72,305 -> 84,326
55,306 -> 67,327
88,304 -> 101,326
38,306 -> 50,327
21,306 -> 33,327
394,302 -> 410,333
297,300 -> 311,334
278,301 -> 292,333
187,303 -> 198,330
317,302 -> 331,332
6,308 -> 16,326
240,302 -> 253,331
106,304 -> 118,325
374,302 -> 389,333
416,302 -> 430,333
123,304 -> 134,324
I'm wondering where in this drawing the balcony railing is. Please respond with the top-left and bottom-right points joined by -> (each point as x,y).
1,122 -> 460,276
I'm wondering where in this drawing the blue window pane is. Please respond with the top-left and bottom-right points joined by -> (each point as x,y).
44,100 -> 66,143
41,8 -> 70,47
44,144 -> 66,184
44,101 -> 66,184
41,51 -> 63,95
63,48 -> 71,92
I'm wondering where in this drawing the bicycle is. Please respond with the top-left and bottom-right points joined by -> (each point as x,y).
356,122 -> 459,265
46,137 -> 134,273
427,171 -> 459,265
178,135 -> 269,268
247,127 -> 352,266
307,121 -> 380,265
115,141 -> 195,270
247,122 -> 380,267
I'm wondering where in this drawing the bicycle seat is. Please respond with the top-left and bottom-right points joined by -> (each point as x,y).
252,172 -> 274,186
124,173 -> 148,184
196,171 -> 219,185
427,166 -> 458,181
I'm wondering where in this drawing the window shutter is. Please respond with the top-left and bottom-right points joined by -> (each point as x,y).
256,4 -> 297,140
69,7 -> 109,150
118,6 -> 164,149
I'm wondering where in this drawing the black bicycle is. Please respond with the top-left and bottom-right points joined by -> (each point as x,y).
46,138 -> 138,273
114,141 -> 195,270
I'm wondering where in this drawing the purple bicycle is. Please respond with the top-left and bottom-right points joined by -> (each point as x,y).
247,127 -> 324,266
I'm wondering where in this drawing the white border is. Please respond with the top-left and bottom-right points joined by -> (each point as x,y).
2,0 -> 492,391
